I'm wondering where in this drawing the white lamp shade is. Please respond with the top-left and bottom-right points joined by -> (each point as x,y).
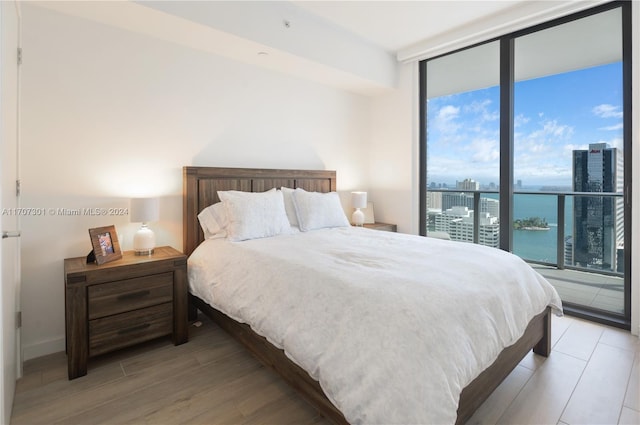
351,192 -> 367,209
130,198 -> 159,223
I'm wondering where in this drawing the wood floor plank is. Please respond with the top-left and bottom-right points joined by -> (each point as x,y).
517,351 -> 545,371
11,360 -> 125,421
240,393 -> 325,425
11,315 -> 638,425
55,353 -> 261,425
16,353 -> 201,424
600,327 -> 640,352
550,314 -> 574,348
139,366 -> 275,424
618,407 -> 640,425
623,352 -> 639,411
560,343 -> 635,425
184,398 -> 246,425
465,365 -> 533,425
496,351 -> 586,425
552,318 -> 603,361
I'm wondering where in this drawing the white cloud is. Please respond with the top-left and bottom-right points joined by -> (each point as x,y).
592,104 -> 623,119
468,138 -> 499,163
592,137 -> 624,152
429,104 -> 461,138
564,143 -> 589,154
464,100 -> 499,122
437,105 -> 460,121
598,123 -> 623,131
514,114 -> 530,128
561,143 -> 588,162
520,119 -> 574,153
610,137 -> 624,151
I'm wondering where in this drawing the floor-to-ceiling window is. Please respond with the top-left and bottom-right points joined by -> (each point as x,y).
420,1 -> 631,328
422,41 -> 501,248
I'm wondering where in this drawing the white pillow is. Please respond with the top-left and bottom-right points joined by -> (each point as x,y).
292,189 -> 350,232
218,189 -> 291,241
197,202 -> 228,239
280,186 -> 299,227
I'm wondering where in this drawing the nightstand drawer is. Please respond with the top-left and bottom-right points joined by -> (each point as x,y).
89,302 -> 173,356
88,273 -> 173,320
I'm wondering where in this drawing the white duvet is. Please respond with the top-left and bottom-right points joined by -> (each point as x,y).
188,227 -> 563,424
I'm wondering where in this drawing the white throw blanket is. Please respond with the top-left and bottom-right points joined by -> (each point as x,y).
188,227 -> 563,424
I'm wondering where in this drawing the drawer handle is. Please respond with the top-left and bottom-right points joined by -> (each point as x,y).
117,290 -> 151,301
117,323 -> 151,335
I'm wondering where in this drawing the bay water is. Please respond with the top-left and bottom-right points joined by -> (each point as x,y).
485,193 -> 574,263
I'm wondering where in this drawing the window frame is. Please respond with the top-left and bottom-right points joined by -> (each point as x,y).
418,0 -> 632,329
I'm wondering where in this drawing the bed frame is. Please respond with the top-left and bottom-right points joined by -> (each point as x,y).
183,166 -> 552,425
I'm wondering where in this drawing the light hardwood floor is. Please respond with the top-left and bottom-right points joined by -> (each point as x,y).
11,314 -> 639,425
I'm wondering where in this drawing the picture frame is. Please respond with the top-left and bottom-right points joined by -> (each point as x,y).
364,202 -> 375,224
88,225 -> 122,265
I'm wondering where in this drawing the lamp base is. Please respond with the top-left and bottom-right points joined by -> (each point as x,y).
352,208 -> 365,227
133,225 -> 155,256
134,248 -> 155,256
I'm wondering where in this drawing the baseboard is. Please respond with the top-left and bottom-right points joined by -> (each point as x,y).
22,336 -> 65,362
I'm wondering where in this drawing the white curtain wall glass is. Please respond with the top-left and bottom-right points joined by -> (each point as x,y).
420,2 -> 631,329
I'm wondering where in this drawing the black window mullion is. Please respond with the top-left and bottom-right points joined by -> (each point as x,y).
621,0 -> 632,322
499,36 -> 514,252
419,60 -> 428,237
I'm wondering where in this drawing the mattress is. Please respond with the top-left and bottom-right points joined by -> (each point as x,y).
188,226 -> 563,424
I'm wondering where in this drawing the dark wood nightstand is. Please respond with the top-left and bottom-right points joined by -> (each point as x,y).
64,246 -> 188,379
363,222 -> 397,232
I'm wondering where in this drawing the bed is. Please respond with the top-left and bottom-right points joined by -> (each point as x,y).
183,166 -> 562,424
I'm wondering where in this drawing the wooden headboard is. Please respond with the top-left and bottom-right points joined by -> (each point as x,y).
182,167 -> 337,256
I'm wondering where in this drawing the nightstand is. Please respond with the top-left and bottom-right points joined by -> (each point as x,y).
64,246 -> 188,379
363,222 -> 397,232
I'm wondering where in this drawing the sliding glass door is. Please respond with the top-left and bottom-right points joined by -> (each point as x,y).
420,2 -> 631,328
513,7 -> 626,316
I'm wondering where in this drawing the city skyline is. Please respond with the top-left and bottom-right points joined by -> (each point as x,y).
426,62 -> 623,188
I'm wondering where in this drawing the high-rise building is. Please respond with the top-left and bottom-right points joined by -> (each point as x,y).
456,178 -> 479,191
442,192 -> 473,211
572,143 -> 624,271
430,206 -> 500,248
441,192 -> 500,218
426,191 -> 442,210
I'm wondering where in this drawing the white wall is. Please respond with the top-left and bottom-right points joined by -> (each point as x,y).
368,63 -> 418,235
19,3 -> 372,360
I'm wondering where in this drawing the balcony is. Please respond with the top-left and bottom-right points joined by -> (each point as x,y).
426,189 -> 627,321
531,264 -> 623,314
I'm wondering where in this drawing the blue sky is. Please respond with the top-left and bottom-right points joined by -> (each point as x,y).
426,62 -> 623,188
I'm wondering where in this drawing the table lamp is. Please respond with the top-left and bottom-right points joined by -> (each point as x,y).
351,192 -> 367,226
130,197 -> 159,255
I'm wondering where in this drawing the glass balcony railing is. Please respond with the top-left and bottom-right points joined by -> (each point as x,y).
426,189 -> 625,316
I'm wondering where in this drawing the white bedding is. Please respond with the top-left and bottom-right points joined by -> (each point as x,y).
188,227 -> 563,424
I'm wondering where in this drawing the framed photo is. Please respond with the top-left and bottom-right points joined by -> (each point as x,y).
89,225 -> 122,265
364,202 -> 375,224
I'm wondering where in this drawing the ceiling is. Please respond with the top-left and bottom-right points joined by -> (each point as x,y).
35,0 -> 610,96
291,0 -> 526,53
